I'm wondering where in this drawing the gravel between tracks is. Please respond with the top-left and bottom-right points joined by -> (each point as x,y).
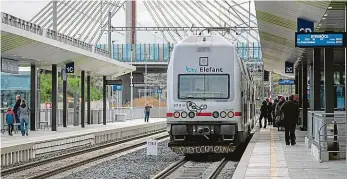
216,161 -> 238,179
61,140 -> 183,179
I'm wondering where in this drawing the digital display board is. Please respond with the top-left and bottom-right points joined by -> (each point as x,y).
295,33 -> 345,48
278,79 -> 295,85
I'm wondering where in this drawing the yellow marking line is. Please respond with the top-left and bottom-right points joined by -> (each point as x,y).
270,127 -> 278,178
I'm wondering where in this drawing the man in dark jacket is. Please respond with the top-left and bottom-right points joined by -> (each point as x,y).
280,95 -> 299,145
13,95 -> 21,129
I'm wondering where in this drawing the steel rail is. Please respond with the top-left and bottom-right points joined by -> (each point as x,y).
151,158 -> 187,179
1,130 -> 167,177
27,134 -> 169,179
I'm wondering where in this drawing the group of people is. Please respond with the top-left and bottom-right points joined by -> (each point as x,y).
5,95 -> 30,136
259,95 -> 299,146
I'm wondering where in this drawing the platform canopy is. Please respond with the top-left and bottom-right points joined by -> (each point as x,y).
1,23 -> 136,77
254,1 -> 341,75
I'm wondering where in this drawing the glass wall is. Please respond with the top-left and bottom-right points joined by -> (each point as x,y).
236,42 -> 262,61
98,43 -> 171,62
98,42 -> 261,62
1,72 -> 30,109
309,71 -> 346,109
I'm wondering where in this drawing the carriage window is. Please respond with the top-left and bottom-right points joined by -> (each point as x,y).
178,74 -> 229,99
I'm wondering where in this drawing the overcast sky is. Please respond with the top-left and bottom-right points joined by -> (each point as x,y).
1,0 -> 258,44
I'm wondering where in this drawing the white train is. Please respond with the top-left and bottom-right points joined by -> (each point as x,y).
166,35 -> 256,155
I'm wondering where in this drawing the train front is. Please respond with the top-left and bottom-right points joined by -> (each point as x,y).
166,35 -> 242,155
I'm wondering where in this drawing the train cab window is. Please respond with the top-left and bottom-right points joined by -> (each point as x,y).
178,74 -> 230,99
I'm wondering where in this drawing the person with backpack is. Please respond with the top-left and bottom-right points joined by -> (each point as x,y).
18,99 -> 30,136
266,99 -> 273,125
13,95 -> 21,130
6,108 -> 16,136
272,99 -> 279,126
259,100 -> 268,128
280,95 -> 299,145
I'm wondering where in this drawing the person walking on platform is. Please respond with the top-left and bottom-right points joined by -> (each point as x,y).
13,95 -> 21,131
266,99 -> 273,125
144,103 -> 152,123
259,100 -> 268,128
272,99 -> 279,124
6,108 -> 16,136
280,95 -> 299,146
18,100 -> 30,136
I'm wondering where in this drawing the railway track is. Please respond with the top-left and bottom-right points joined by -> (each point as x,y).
1,130 -> 169,179
152,156 -> 235,179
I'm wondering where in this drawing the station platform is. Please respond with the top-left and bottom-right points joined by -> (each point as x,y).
233,126 -> 347,179
1,118 -> 166,166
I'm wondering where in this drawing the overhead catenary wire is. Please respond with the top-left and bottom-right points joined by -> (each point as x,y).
209,1 -> 258,41
195,1 -> 246,41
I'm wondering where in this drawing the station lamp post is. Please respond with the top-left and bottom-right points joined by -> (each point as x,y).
145,54 -> 149,105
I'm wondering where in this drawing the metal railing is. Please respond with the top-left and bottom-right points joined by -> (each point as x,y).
1,107 -> 167,131
318,121 -> 346,163
1,12 -> 109,58
307,111 -> 346,162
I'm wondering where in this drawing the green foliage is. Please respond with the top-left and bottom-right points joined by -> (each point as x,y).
39,74 -> 103,103
40,74 -> 52,102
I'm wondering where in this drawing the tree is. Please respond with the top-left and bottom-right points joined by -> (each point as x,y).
39,74 -> 103,103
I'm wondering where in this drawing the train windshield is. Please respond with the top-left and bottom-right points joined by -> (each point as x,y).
178,74 -> 230,99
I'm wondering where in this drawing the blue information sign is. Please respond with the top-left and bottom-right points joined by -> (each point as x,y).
157,89 -> 162,93
66,62 -> 75,73
113,84 -> 122,91
278,79 -> 295,85
296,33 -> 345,48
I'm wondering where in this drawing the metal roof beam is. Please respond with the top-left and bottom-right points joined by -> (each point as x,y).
110,26 -> 258,31
143,1 -> 170,43
146,1 -> 177,43
162,1 -> 189,37
156,1 -> 183,40
88,1 -> 122,44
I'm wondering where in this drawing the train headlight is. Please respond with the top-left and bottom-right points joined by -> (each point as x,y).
188,112 -> 195,118
227,111 -> 235,118
220,111 -> 227,118
173,112 -> 180,118
212,111 -> 219,118
181,111 -> 187,118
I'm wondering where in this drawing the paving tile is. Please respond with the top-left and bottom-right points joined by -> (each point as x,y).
233,126 -> 347,179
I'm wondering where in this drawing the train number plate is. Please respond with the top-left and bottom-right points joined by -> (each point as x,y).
171,146 -> 235,154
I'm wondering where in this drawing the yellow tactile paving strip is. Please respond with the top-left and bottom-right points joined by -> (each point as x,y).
270,127 -> 278,178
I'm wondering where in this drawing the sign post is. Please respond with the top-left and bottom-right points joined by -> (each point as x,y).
295,32 -> 346,48
146,140 -> 158,156
157,89 -> 162,117
285,61 -> 294,73
1,58 -> 19,74
278,79 -> 295,85
66,62 -> 75,74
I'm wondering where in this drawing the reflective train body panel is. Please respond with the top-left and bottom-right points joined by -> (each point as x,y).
166,35 -> 256,155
